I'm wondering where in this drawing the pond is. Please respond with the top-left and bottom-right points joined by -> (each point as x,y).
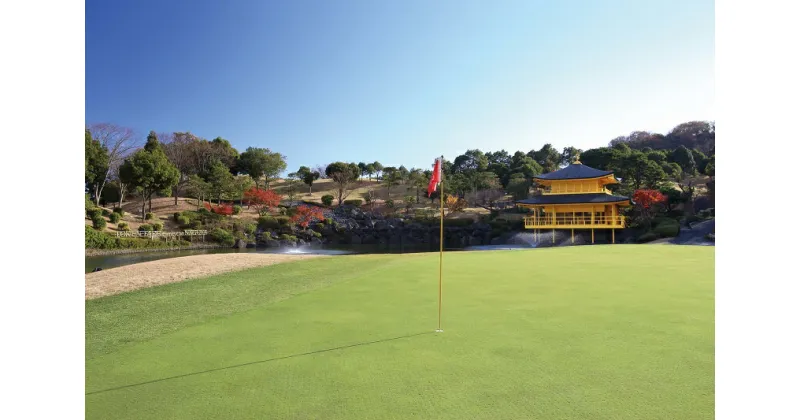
84,243 -> 537,273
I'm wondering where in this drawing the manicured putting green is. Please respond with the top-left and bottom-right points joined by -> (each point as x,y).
86,245 -> 714,419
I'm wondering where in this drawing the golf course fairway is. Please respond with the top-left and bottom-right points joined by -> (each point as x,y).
85,245 -> 714,419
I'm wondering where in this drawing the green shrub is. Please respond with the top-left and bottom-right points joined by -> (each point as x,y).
636,231 -> 659,243
102,208 -> 112,216
86,225 -> 191,250
654,219 -> 680,237
385,199 -> 395,208
324,217 -> 333,225
243,222 -> 257,235
177,215 -> 191,226
310,230 -> 322,238
279,234 -> 298,241
85,194 -> 94,211
113,207 -> 125,216
173,212 -> 181,222
138,224 -> 154,232
91,215 -> 106,230
233,205 -> 242,215
145,212 -> 155,220
152,222 -> 164,231
209,228 -> 235,246
321,195 -> 334,206
258,216 -> 280,230
85,225 -> 114,248
344,199 -> 363,206
275,216 -> 293,226
109,212 -> 121,223
87,207 -> 103,219
190,220 -> 204,230
284,207 -> 298,217
117,222 -> 130,231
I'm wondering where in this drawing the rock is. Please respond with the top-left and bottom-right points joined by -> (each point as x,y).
264,239 -> 281,248
91,267 -> 103,273
310,237 -> 323,245
234,239 -> 247,249
246,242 -> 257,248
280,239 -> 296,248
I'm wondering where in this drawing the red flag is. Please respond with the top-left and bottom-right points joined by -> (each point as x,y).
427,157 -> 442,197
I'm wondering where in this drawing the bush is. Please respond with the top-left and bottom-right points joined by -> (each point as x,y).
653,219 -> 680,237
258,216 -> 280,230
109,212 -> 121,223
145,212 -> 155,220
190,220 -> 204,230
87,207 -> 103,219
102,208 -> 111,216
85,225 -> 114,248
210,228 -> 235,246
177,215 -> 191,226
324,217 -> 333,225
321,195 -> 334,206
173,212 -> 181,222
86,225 -> 191,250
152,222 -> 164,231
275,216 -> 293,226
233,205 -> 242,215
138,224 -> 154,232
279,234 -> 297,241
113,207 -> 125,216
243,222 -> 257,235
91,215 -> 106,230
636,231 -> 659,243
385,199 -> 395,208
85,194 -> 94,211
343,199 -> 362,206
310,230 -> 322,238
117,222 -> 130,231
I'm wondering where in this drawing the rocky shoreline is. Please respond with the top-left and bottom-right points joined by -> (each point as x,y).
85,243 -> 227,257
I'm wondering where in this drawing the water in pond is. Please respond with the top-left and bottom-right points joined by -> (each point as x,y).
85,244 -> 536,273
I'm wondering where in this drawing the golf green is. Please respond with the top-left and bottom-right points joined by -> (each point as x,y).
85,245 -> 714,419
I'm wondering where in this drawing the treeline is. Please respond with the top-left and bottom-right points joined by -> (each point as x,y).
85,120 -> 714,218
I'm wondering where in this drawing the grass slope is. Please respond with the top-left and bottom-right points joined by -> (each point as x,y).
86,245 -> 714,419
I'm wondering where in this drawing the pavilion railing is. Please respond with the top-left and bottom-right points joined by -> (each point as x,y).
523,215 -> 625,228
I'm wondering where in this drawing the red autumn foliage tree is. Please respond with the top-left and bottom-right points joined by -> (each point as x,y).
244,187 -> 282,216
292,205 -> 325,228
632,189 -> 667,227
204,201 -> 234,216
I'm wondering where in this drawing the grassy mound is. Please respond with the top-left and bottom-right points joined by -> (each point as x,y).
86,246 -> 714,419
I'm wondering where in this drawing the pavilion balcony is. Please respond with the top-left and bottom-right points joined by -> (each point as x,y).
523,215 -> 625,229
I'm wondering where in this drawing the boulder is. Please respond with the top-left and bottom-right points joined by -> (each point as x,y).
264,239 -> 281,248
234,239 -> 247,249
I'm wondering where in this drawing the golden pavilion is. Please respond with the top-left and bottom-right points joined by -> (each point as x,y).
516,159 -> 632,244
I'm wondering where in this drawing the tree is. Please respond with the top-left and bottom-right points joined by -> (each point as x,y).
357,162 -> 367,180
291,205 -> 324,228
296,166 -> 320,194
666,121 -> 715,154
118,139 -> 180,221
658,186 -> 686,212
372,161 -> 384,180
206,159 -> 236,204
560,146 -> 583,166
529,144 -> 561,173
231,175 -> 254,204
444,195 -> 467,218
238,147 -> 287,189
467,187 -> 506,212
507,173 -> 530,200
162,131 -> 199,205
403,196 -> 416,215
87,123 -> 140,206
632,189 -> 667,228
398,165 -> 410,183
325,162 -> 360,205
382,167 -> 401,199
186,174 -> 211,209
408,168 -> 428,203
670,145 -> 698,176
704,156 -> 715,178
365,163 -> 376,181
284,172 -> 301,205
85,129 -> 109,205
244,187 -> 282,216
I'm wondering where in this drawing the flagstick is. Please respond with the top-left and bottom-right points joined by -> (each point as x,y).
437,157 -> 444,333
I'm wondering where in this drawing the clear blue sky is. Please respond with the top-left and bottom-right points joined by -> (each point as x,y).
86,0 -> 714,173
